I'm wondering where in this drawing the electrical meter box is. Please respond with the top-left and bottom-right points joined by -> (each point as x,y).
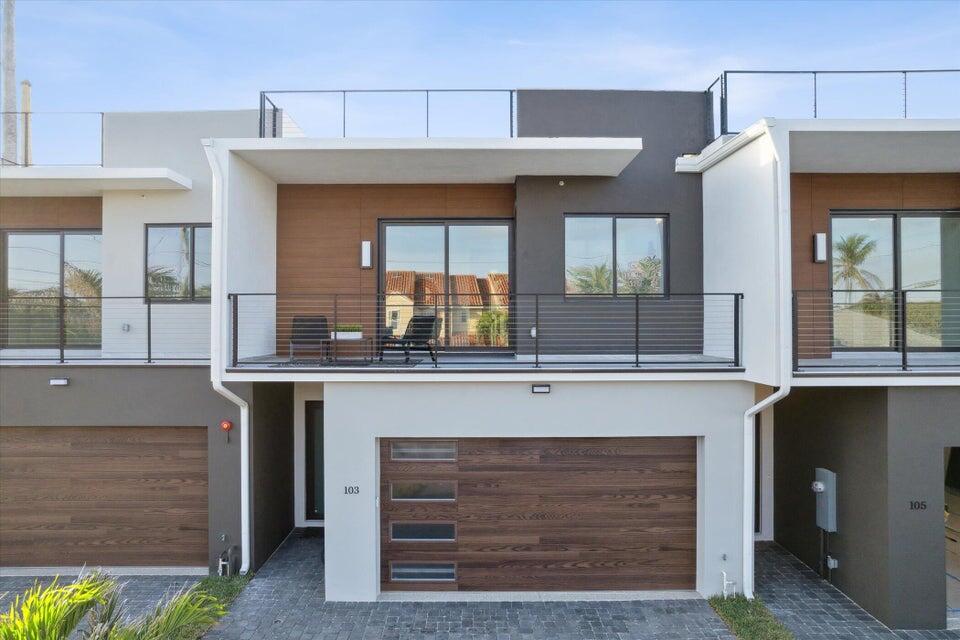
815,467 -> 838,533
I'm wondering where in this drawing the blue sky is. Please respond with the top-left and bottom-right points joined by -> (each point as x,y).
6,0 -> 960,147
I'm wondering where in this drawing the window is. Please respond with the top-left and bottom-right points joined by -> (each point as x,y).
390,440 -> 457,461
390,562 -> 456,582
145,224 -> 211,300
391,481 -> 456,501
390,522 -> 456,542
1,230 -> 102,347
564,215 -> 666,295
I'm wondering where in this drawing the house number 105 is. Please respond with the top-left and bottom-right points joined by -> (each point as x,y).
343,486 -> 360,495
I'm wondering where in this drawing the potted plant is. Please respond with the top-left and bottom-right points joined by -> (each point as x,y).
332,323 -> 363,340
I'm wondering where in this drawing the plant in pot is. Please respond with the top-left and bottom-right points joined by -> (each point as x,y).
332,323 -> 363,340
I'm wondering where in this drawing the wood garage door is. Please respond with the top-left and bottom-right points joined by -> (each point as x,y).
0,426 -> 208,567
380,437 -> 697,591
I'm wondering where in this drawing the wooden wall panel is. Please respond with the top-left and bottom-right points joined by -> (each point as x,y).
0,197 -> 102,229
0,426 -> 208,566
790,173 -> 960,359
275,185 -> 514,354
380,437 -> 697,592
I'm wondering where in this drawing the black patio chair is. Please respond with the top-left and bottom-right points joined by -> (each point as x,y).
380,315 -> 438,363
289,315 -> 332,362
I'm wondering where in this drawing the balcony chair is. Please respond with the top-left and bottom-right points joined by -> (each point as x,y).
289,315 -> 332,362
379,315 -> 438,364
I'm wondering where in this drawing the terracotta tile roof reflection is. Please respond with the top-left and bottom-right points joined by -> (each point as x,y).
384,271 -> 510,307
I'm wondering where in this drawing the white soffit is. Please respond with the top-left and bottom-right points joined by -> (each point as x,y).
226,137 -> 643,184
0,166 -> 193,197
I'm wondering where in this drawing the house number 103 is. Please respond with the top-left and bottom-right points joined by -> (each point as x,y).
343,486 -> 360,495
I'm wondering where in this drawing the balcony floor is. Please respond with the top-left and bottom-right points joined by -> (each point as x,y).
232,351 -> 740,372
796,350 -> 960,375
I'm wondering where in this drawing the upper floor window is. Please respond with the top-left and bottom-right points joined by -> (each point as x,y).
145,224 -> 211,300
564,215 -> 666,295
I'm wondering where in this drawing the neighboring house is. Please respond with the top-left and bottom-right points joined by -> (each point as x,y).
0,74 -> 957,631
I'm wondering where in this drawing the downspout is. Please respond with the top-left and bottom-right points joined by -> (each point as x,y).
203,139 -> 251,575
740,121 -> 793,598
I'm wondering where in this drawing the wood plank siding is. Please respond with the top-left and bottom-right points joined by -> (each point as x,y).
275,184 -> 515,354
0,426 -> 208,567
380,437 -> 697,591
0,197 -> 102,229
791,173 -> 960,359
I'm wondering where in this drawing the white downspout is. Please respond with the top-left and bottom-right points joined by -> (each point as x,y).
740,122 -> 793,598
203,139 -> 251,575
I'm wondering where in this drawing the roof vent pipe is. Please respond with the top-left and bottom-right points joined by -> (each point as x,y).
19,78 -> 29,166
1,0 -> 17,165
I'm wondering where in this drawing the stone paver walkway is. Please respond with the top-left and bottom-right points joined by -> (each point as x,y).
0,573 -> 200,620
204,531 -> 733,640
756,542 -> 960,639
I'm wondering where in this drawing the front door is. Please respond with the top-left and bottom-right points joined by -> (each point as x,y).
305,401 -> 324,521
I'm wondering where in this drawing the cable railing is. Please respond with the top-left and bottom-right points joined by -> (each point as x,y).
793,289 -> 960,372
259,89 -> 516,139
707,69 -> 960,137
0,296 -> 210,363
228,292 -> 742,370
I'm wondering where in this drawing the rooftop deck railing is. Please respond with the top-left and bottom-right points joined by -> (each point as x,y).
228,292 -> 743,371
708,69 -> 960,137
0,111 -> 104,166
793,289 -> 960,373
0,295 -> 209,363
259,89 -> 516,139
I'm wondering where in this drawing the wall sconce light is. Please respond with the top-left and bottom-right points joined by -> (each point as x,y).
360,240 -> 372,269
49,377 -> 69,387
813,233 -> 827,263
531,384 -> 551,394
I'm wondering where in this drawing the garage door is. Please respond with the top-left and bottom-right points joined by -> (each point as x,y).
380,437 -> 696,591
0,426 -> 208,567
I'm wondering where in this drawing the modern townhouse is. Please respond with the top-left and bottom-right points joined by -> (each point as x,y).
0,71 -> 957,631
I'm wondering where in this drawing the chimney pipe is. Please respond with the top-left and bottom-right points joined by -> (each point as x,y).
19,78 -> 29,166
1,0 -> 16,165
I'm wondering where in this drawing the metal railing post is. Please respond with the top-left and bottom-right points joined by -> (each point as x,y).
734,294 -> 742,368
434,295 -> 440,368
791,293 -> 799,372
259,92 -> 266,138
58,295 -> 65,363
231,294 -> 239,368
812,72 -> 818,119
534,294 -> 540,368
899,290 -> 909,371
509,90 -> 514,137
902,71 -> 908,118
720,72 -> 728,135
146,296 -> 152,363
634,294 -> 640,368
333,294 -> 339,363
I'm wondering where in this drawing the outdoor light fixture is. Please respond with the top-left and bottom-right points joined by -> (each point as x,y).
531,384 -> 551,394
49,377 -> 69,387
220,420 -> 234,443
813,233 -> 827,263
360,240 -> 372,268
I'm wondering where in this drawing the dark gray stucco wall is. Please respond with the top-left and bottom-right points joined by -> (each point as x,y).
0,366 -> 245,572
885,387 -> 960,629
515,90 -> 711,295
774,387 -> 891,624
249,382 -> 295,571
775,386 -> 960,630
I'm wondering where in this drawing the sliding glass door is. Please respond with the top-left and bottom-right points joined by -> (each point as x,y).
830,211 -> 960,350
381,220 -> 512,350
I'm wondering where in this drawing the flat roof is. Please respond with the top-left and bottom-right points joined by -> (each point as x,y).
0,166 -> 193,196
212,137 -> 643,184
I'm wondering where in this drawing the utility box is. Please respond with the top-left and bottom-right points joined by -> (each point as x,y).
814,467 -> 838,533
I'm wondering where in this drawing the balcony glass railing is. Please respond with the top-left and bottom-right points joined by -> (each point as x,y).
227,292 -> 743,370
793,289 -> 960,372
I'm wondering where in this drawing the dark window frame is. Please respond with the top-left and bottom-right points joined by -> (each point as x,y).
1,228 -> 103,349
563,213 -> 670,298
143,223 -> 212,302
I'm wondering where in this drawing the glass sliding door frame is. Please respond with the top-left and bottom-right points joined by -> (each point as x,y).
828,209 -> 960,353
378,219 -> 514,352
0,228 -> 103,349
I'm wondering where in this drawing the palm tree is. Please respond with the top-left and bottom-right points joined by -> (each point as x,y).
0,572 -> 224,640
832,234 -> 883,303
566,263 -> 613,294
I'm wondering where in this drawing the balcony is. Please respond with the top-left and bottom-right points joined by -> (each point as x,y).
0,296 -> 210,364
227,293 -> 742,372
793,290 -> 960,374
